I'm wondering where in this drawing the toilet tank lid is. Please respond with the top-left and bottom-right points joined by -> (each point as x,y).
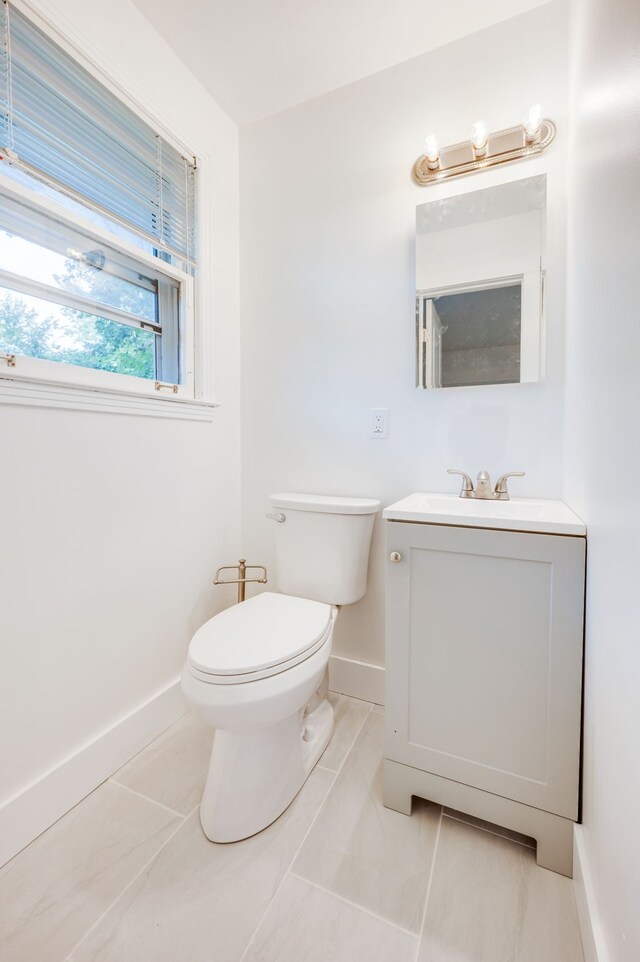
269,493 -> 381,515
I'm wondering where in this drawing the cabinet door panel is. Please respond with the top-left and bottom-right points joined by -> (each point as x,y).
385,522 -> 585,819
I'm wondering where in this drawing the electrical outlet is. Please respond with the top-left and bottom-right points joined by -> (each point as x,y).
369,408 -> 389,438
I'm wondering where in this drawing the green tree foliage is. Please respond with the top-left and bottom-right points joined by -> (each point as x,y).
0,253 -> 156,379
0,293 -> 64,361
58,256 -> 156,379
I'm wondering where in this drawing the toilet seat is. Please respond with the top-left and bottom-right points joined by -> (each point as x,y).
187,591 -> 333,685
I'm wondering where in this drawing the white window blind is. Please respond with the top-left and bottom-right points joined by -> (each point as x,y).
0,1 -> 196,266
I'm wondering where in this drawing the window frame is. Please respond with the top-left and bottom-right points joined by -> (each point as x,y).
0,169 -> 196,401
416,271 -> 543,389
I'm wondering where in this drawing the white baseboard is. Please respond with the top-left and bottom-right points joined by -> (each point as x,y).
573,826 -> 610,962
328,654 -> 385,705
0,678 -> 187,868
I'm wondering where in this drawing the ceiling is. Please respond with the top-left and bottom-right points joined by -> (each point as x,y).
131,0 -> 550,125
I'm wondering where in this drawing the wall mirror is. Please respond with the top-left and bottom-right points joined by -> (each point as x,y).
416,175 -> 546,389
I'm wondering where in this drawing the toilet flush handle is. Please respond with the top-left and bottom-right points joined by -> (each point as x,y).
265,512 -> 286,523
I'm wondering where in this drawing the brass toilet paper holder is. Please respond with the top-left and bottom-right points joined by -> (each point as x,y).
213,559 -> 268,603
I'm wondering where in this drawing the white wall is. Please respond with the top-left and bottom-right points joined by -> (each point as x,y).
240,2 -> 569,671
565,0 -> 640,958
416,211 -> 543,289
0,0 -> 241,854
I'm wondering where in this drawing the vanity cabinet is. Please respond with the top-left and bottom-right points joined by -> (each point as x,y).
383,497 -> 586,876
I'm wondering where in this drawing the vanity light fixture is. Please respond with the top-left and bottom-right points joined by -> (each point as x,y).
524,103 -> 544,143
423,134 -> 440,170
412,105 -> 556,186
470,120 -> 489,158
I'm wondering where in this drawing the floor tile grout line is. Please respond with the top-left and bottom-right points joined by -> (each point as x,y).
315,699 -> 373,775
237,764 -> 342,962
442,812 -> 536,850
68,697 -> 375,962
62,803 -> 200,962
330,699 -> 374,776
238,698 -> 380,961
413,806 -> 443,962
108,778 -> 187,821
288,870 -> 420,940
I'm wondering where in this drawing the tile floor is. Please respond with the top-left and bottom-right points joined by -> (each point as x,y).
0,694 -> 585,962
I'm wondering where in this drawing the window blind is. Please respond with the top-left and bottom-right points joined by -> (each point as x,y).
0,1 -> 196,265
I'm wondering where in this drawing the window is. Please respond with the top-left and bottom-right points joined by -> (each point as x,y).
417,272 -> 543,390
420,281 -> 523,389
0,1 -> 198,400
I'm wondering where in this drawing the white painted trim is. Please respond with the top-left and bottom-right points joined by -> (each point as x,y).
0,376 -> 218,420
0,4 -> 219,407
573,826 -> 611,962
328,654 -> 385,705
0,166 -> 199,404
0,678 -> 187,868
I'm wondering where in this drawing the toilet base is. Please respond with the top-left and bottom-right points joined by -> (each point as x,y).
199,693 -> 334,843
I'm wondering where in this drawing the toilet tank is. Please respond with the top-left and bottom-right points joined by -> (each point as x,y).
269,493 -> 381,606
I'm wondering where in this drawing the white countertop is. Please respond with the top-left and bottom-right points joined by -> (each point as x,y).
383,492 -> 586,536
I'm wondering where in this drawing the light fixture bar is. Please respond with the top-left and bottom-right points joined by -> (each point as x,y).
412,116 -> 556,187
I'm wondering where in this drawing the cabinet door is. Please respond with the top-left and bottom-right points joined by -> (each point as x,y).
385,521 -> 585,819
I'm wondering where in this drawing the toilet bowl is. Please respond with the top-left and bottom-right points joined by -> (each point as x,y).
182,492 -> 380,843
182,592 -> 336,842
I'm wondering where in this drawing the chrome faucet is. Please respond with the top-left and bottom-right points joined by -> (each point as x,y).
447,469 -> 525,501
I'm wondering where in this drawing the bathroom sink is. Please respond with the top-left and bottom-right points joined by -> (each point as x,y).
383,492 -> 585,536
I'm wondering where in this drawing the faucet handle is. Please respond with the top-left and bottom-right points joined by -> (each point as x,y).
494,471 -> 525,501
447,468 -> 475,499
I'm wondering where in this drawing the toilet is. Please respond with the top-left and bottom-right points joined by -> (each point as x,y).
181,492 -> 381,843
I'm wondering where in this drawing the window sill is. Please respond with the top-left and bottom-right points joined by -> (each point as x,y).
0,374 -> 219,421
